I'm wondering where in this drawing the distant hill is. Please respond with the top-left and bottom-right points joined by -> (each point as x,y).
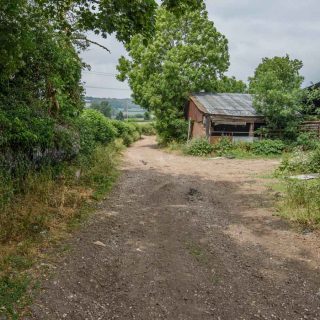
85,97 -> 145,115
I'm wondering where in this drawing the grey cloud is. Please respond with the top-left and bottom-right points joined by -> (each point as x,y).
208,0 -> 320,85
81,1 -> 320,98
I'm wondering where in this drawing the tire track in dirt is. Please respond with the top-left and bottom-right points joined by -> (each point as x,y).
29,136 -> 320,320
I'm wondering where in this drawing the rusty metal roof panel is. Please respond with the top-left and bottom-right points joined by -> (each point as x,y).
191,93 -> 262,117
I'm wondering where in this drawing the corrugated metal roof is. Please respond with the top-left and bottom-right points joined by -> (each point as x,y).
191,93 -> 262,117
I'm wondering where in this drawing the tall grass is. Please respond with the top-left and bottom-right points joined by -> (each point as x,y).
278,178 -> 320,228
276,145 -> 320,228
0,140 -> 124,318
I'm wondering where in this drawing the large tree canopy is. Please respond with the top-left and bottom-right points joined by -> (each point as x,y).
117,6 -> 245,142
249,55 -> 304,138
0,0 -> 203,171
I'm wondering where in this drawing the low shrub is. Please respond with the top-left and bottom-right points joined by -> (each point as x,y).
251,139 -> 285,156
140,123 -> 156,136
111,120 -> 141,146
79,109 -> 118,144
212,137 -> 233,156
277,146 -> 320,175
184,138 -> 213,156
77,109 -> 117,154
295,132 -> 319,151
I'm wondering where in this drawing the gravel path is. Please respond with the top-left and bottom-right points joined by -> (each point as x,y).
29,136 -> 320,320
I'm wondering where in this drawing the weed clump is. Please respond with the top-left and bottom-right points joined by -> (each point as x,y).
184,139 -> 213,156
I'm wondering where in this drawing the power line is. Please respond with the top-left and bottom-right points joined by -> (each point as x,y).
83,71 -> 117,77
85,85 -> 131,91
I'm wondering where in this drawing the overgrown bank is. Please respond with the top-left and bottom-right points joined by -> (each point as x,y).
275,143 -> 320,229
167,137 -> 286,158
0,110 -> 142,319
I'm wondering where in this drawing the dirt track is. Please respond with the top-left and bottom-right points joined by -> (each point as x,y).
30,136 -> 320,320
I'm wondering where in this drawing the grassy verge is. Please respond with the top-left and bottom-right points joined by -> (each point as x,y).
271,147 -> 320,229
277,178 -> 320,229
0,140 -> 124,319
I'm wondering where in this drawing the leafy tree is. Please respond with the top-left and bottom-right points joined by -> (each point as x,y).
117,6 -> 236,142
38,0 -> 205,48
116,111 -> 125,121
0,0 -> 208,173
91,101 -> 113,118
302,85 -> 320,117
249,55 -> 304,138
0,1 -> 84,173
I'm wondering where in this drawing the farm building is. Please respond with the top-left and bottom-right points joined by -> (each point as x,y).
186,93 -> 265,143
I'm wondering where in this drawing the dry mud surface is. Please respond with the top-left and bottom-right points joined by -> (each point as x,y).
29,136 -> 320,320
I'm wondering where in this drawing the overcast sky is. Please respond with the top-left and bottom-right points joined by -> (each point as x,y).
81,0 -> 320,99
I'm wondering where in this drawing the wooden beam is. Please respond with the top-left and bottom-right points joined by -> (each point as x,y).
210,115 -> 265,124
205,116 -> 211,139
249,123 -> 254,137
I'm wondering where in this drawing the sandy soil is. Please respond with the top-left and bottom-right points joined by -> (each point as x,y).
29,136 -> 320,320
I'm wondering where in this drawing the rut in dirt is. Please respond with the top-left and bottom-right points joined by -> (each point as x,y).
29,136 -> 320,320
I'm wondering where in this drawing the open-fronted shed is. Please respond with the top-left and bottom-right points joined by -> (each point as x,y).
186,93 -> 265,142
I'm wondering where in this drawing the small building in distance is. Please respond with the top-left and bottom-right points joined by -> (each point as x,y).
186,93 -> 265,143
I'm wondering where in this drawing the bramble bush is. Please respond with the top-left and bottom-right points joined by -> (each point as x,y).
182,137 -> 287,158
277,147 -> 320,175
251,139 -> 285,156
184,139 -> 213,156
211,138 -> 285,157
212,137 -> 233,156
295,132 -> 320,151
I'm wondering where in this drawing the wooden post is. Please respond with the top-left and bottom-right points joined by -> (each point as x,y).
249,122 -> 254,138
187,118 -> 192,142
205,116 -> 211,140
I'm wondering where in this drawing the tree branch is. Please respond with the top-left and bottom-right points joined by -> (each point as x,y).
84,38 -> 111,53
73,34 -> 111,53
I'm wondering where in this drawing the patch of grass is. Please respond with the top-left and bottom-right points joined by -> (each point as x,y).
266,180 -> 287,194
211,274 -> 221,285
164,141 -> 185,155
186,242 -> 208,265
277,178 -> 320,228
0,275 -> 31,319
0,140 -> 124,318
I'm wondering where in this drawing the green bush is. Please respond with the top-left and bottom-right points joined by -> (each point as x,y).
296,132 -> 319,151
140,123 -> 156,136
185,138 -> 213,156
277,146 -> 320,175
156,118 -> 188,144
212,137 -> 233,156
110,120 -> 141,146
77,109 -> 118,155
79,109 -> 117,145
251,139 -> 285,155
